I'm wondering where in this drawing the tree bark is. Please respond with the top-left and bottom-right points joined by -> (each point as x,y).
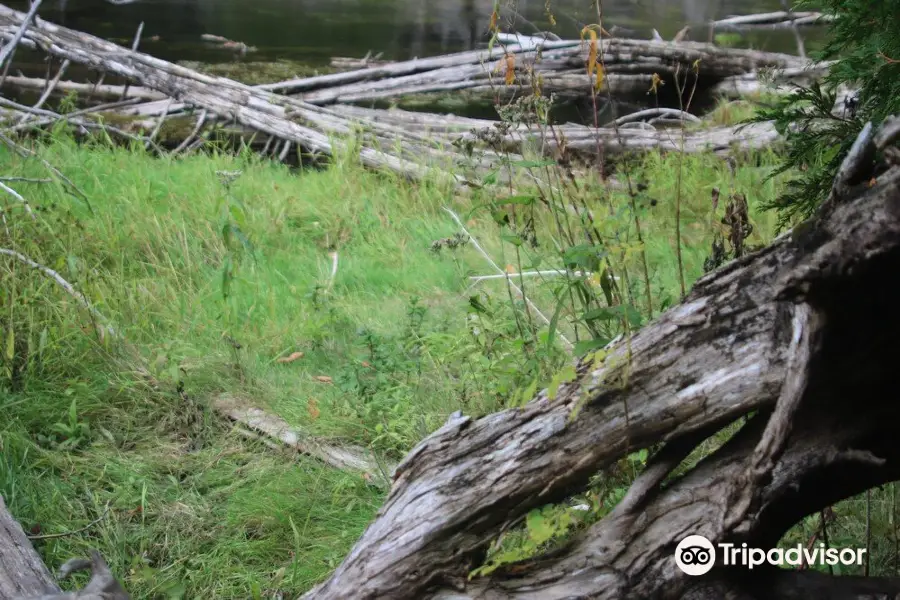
302,121 -> 900,599
0,497 -> 61,599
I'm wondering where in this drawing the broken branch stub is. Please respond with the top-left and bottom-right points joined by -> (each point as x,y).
304,124 -> 900,599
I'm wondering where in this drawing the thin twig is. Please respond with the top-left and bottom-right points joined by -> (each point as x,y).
469,269 -> 588,281
278,140 -> 292,162
145,98 -> 173,149
780,0 -> 807,59
0,180 -> 34,219
0,0 -> 43,85
442,206 -> 574,350
119,21 -> 144,101
0,247 -> 116,338
88,71 -> 106,103
0,97 -> 152,146
18,57 -> 69,123
0,130 -> 90,206
27,503 -> 111,540
0,176 -> 51,183
172,108 -> 207,155
261,134 -> 274,155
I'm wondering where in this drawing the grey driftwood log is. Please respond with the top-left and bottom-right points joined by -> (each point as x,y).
0,496 -> 60,598
299,119 -> 900,599
0,497 -> 129,599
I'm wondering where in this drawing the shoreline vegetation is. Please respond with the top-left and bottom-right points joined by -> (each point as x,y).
2,1 -> 898,598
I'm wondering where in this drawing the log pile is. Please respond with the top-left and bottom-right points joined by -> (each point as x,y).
0,3 -> 823,184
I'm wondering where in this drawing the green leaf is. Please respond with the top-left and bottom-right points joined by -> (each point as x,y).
562,244 -> 605,271
468,295 -> 491,315
68,397 -> 78,425
545,290 -> 566,354
574,337 -> 609,356
491,210 -> 510,226
228,202 -> 247,228
520,377 -> 539,407
229,223 -> 256,255
500,233 -> 524,246
526,509 -> 554,544
547,365 -> 577,400
221,254 -> 233,299
582,304 -> 643,328
482,169 -> 499,186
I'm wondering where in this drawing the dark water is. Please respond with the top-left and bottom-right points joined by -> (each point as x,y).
9,0 -> 821,67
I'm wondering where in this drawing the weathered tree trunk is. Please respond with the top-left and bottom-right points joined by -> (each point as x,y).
300,119 -> 900,599
0,497 -> 61,599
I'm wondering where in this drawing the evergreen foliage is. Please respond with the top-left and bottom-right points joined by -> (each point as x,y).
752,0 -> 900,228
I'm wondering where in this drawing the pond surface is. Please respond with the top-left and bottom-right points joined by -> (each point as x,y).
10,0 -> 821,67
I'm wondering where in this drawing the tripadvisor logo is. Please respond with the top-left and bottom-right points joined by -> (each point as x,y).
674,535 -> 867,576
675,535 -> 716,576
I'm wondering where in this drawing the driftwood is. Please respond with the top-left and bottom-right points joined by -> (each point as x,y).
213,394 -> 395,485
1,75 -> 165,101
300,119 -> 900,599
330,52 -> 392,71
0,496 -> 129,600
711,61 -> 835,99
712,11 -> 834,30
295,38 -> 807,106
0,497 -> 60,599
330,105 -> 780,158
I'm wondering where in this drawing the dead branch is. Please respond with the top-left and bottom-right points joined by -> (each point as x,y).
302,119 -> 900,599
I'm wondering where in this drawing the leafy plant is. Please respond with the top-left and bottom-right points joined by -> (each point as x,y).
750,0 -> 900,228
38,396 -> 92,450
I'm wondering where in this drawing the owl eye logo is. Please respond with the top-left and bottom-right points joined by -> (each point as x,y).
675,535 -> 716,576
679,546 -> 712,565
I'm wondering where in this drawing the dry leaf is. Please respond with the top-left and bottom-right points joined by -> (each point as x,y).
362,472 -> 372,482
489,9 -> 498,32
505,264 -> 517,273
361,361 -> 372,368
315,375 -> 333,384
580,26 -> 604,91
277,351 -> 304,364
307,398 -> 321,421
504,53 -> 515,86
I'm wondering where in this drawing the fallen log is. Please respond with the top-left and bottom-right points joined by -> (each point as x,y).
300,119 -> 900,599
213,394 -> 395,486
711,62 -> 834,98
0,497 -> 60,599
330,53 -> 392,71
297,38 -> 807,106
1,75 -> 165,101
712,11 -> 834,30
330,104 -> 780,158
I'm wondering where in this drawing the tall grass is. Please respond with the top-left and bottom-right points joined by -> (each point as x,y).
0,123 -> 793,596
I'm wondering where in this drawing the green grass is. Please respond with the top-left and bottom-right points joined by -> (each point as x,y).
0,131 -> 802,597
